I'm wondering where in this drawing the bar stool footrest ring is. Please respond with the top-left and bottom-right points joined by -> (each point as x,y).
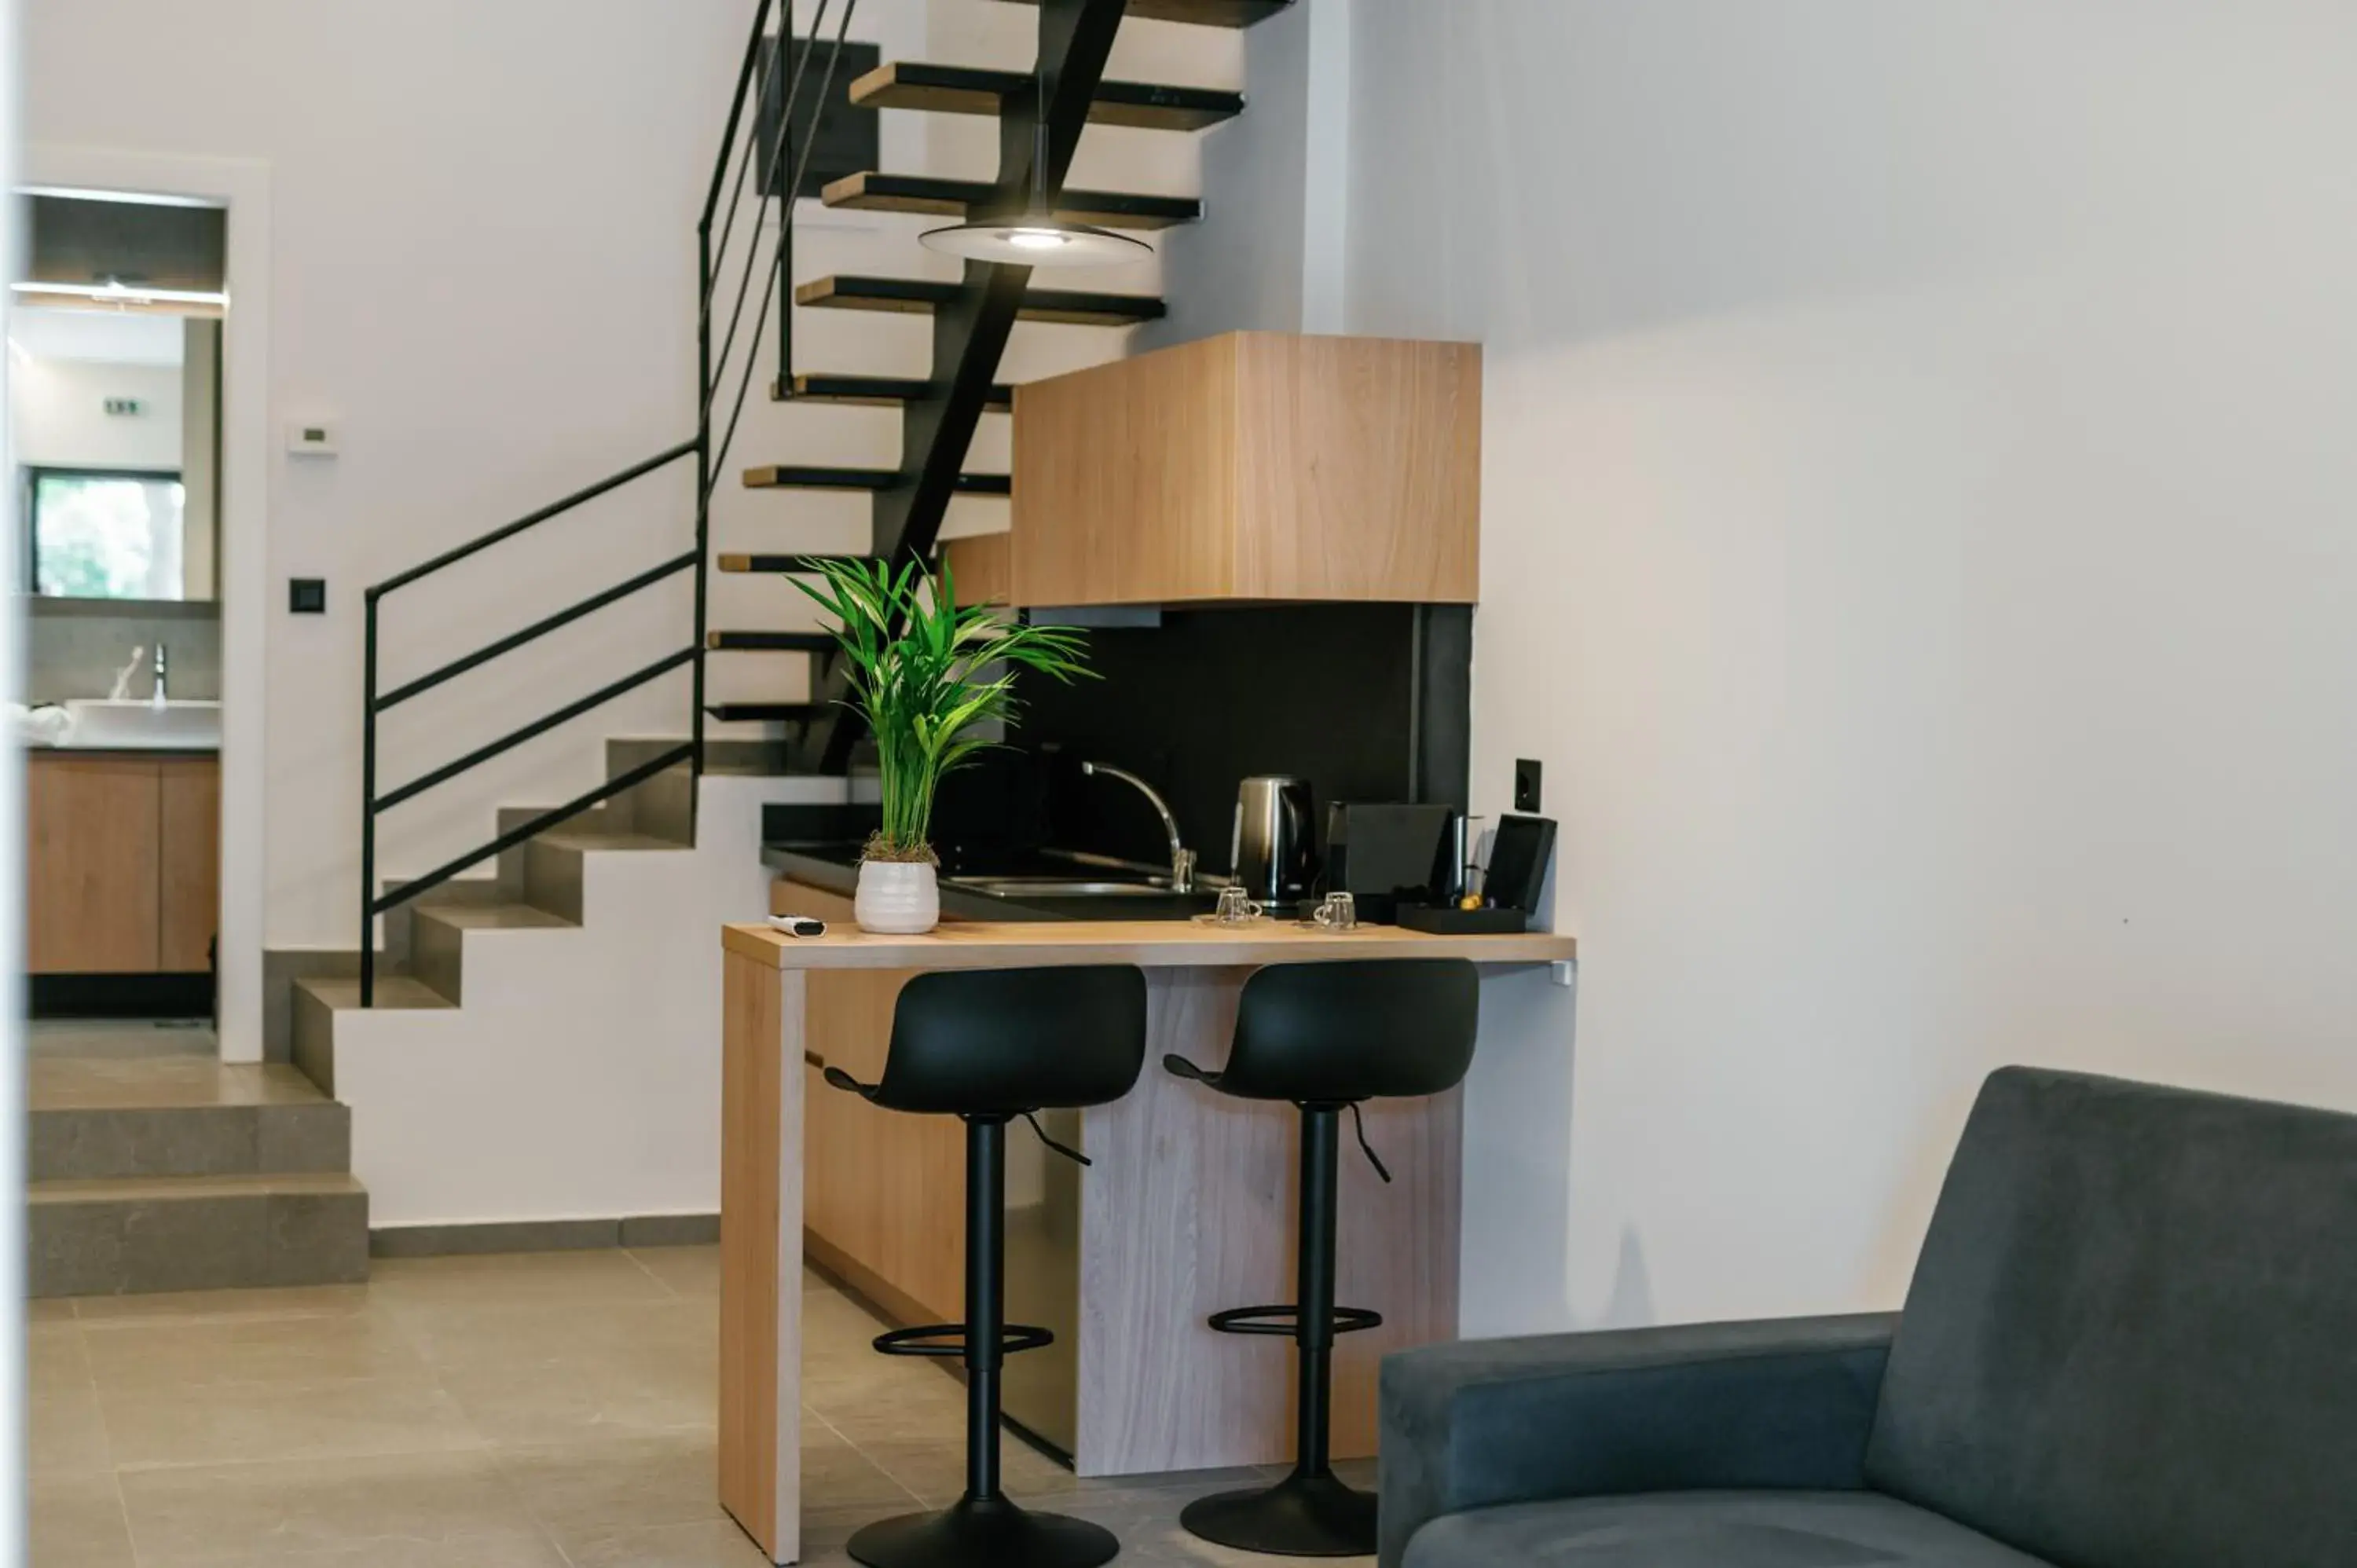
874,1322 -> 1055,1358
1206,1303 -> 1384,1338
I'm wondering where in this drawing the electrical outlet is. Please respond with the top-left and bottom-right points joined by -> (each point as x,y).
1514,758 -> 1543,814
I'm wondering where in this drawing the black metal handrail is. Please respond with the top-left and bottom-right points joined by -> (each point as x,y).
357,0 -> 861,1004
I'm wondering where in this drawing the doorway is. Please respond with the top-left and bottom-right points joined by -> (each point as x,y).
19,148 -> 270,1063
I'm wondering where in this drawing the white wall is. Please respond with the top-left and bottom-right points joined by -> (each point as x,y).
24,0 -> 802,953
339,772 -> 838,1229
1348,0 -> 2357,1332
10,357 -> 182,470
1128,0 -> 1347,350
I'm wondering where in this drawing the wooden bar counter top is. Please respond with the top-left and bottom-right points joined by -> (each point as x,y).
717,917 -> 1576,1563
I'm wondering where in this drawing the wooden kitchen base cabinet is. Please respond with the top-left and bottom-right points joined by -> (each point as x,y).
782,881 -> 969,1325
26,753 -> 220,975
1012,331 -> 1482,607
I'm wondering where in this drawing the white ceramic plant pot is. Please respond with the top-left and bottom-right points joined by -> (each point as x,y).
855,859 -> 940,935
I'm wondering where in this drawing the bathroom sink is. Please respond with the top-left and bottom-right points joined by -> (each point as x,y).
61,698 -> 222,749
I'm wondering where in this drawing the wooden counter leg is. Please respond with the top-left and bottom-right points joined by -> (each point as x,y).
720,951 -> 805,1564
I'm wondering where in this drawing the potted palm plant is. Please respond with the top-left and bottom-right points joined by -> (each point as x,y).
794,556 -> 1091,933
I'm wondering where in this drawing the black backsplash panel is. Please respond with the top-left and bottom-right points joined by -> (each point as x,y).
958,603 -> 1472,875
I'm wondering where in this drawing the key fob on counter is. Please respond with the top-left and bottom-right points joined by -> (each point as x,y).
767,914 -> 827,938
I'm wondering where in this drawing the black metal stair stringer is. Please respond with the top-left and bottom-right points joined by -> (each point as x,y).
807,0 -> 1131,774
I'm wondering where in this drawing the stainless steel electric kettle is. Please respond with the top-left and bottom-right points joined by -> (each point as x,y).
1230,775 -> 1314,902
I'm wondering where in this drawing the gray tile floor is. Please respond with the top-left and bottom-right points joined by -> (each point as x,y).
29,1018 -> 218,1062
30,1246 -> 1374,1566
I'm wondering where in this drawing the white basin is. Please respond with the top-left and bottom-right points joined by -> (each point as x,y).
61,698 -> 222,750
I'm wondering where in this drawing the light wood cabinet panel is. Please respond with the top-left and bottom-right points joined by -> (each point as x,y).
1012,332 -> 1480,607
158,757 -> 221,971
27,756 -> 162,974
26,753 -> 220,975
942,531 -> 1013,607
781,880 -> 966,1324
1015,333 -> 1238,606
1231,333 -> 1483,602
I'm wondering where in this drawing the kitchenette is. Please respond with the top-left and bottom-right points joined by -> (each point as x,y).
717,332 -> 1576,1563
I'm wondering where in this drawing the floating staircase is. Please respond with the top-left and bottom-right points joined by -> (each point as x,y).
719,0 -> 1288,772
772,373 -> 1014,409
820,170 -> 1202,229
849,60 -> 1244,131
741,463 -> 1012,496
791,273 -> 1168,326
318,0 -> 1295,1235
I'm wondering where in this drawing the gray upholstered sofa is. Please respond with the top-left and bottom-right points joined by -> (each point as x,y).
1379,1067 -> 2357,1566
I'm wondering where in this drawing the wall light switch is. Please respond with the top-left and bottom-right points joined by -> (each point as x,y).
289,577 -> 327,614
287,420 -> 339,457
1514,758 -> 1543,813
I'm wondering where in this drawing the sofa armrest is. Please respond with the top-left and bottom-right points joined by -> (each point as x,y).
1377,1313 -> 1897,1568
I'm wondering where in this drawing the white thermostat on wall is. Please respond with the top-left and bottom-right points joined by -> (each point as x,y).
287,420 -> 339,457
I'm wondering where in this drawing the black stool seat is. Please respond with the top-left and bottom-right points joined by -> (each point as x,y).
1167,958 -> 1480,1558
826,965 -> 1148,1568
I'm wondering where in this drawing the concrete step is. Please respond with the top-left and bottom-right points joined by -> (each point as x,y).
291,975 -> 453,1097
519,826 -> 691,925
409,901 -> 577,1005
379,875 -> 527,976
31,1103 -> 349,1183
31,1064 -> 349,1182
29,1172 -> 369,1298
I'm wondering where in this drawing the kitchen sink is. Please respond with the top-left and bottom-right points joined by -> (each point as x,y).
946,876 -> 1177,899
61,698 -> 222,749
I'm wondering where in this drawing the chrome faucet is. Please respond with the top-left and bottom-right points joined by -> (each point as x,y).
1080,761 -> 1196,892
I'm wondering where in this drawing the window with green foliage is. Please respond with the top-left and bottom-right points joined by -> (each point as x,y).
27,468 -> 188,600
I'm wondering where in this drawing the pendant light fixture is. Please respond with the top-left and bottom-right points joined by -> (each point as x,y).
920,64 -> 1152,268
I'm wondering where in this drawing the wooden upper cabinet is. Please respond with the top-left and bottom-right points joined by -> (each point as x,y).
1010,332 -> 1481,606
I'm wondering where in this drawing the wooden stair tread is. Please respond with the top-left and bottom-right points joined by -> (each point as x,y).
850,61 -> 1243,132
796,274 -> 1166,327
718,555 -> 864,574
742,463 -> 1009,496
706,631 -> 837,652
775,373 -> 1014,410
995,0 -> 1294,25
822,170 -> 1199,230
715,552 -> 882,574
707,703 -> 825,723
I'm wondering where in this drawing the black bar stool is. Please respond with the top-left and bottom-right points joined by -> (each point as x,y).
823,965 -> 1149,1568
1164,958 -> 1480,1558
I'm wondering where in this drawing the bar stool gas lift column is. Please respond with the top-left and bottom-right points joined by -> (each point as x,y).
1164,959 -> 1481,1557
821,965 -> 1149,1568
